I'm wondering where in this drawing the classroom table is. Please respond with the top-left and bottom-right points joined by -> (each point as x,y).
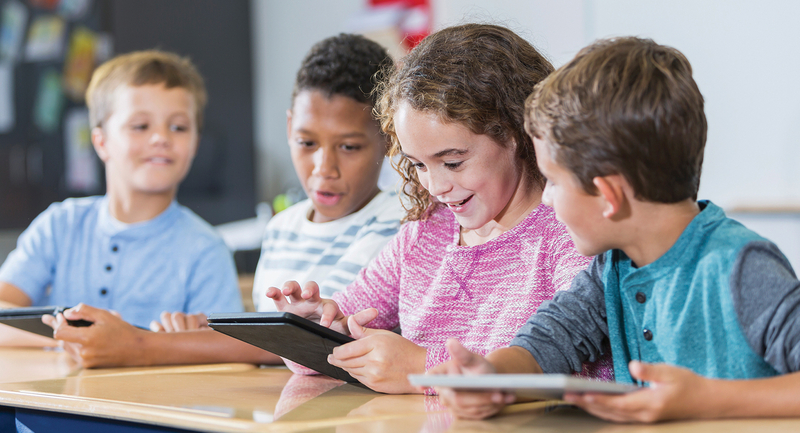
1,347 -> 800,432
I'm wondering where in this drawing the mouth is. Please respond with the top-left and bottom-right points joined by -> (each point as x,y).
313,190 -> 343,206
445,195 -> 473,209
145,157 -> 173,165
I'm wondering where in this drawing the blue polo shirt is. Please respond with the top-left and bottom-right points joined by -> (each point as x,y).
0,196 -> 243,328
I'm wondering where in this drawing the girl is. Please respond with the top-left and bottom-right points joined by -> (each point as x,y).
268,23 -> 613,394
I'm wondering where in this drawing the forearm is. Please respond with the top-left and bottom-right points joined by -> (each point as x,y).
138,330 -> 283,366
702,372 -> 800,419
0,282 -> 32,307
487,346 -> 543,374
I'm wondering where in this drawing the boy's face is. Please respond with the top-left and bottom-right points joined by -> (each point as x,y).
92,83 -> 198,198
394,103 -> 523,231
533,136 -> 609,256
287,89 -> 385,223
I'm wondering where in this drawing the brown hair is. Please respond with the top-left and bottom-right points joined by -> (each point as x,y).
86,50 -> 207,131
376,23 -> 554,221
526,37 -> 707,203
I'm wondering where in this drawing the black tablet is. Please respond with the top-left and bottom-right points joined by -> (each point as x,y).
207,312 -> 356,383
0,306 -> 92,337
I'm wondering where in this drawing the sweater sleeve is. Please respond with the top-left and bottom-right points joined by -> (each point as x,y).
332,220 -> 417,331
730,240 -> 800,373
510,254 -> 609,374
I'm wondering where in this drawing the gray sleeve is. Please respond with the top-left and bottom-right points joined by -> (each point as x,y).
510,254 -> 609,374
730,240 -> 800,373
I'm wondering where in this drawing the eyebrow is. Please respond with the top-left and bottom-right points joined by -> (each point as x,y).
294,128 -> 367,139
401,148 -> 468,160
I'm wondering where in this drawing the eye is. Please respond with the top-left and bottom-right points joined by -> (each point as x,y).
341,143 -> 362,152
444,161 -> 463,170
131,123 -> 147,131
296,139 -> 316,148
170,124 -> 189,132
411,161 -> 426,171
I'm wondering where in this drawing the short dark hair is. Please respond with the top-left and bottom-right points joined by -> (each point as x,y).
526,37 -> 707,203
292,33 -> 392,108
377,23 -> 554,221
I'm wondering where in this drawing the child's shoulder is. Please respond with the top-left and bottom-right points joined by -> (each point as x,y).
171,203 -> 228,247
33,195 -> 105,227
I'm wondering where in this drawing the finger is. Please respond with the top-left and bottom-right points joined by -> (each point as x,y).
52,317 -> 90,344
185,313 -> 200,330
319,301 -> 341,329
445,338 -> 490,373
347,315 -> 370,340
351,308 -> 378,328
63,303 -> 100,323
281,281 -> 305,303
41,314 -> 57,329
331,338 -> 372,361
328,352 -> 368,369
301,281 -> 322,302
159,311 -> 175,332
266,287 -> 289,311
629,360 -> 675,385
149,320 -> 165,332
170,312 -> 188,332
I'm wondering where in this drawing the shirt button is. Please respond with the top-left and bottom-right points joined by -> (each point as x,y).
643,329 -> 653,341
635,292 -> 646,303
105,265 -> 112,272
100,288 -> 108,296
111,245 -> 119,253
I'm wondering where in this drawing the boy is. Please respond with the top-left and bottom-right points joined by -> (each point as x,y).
430,37 -> 800,422
49,34 -> 405,367
0,51 -> 242,347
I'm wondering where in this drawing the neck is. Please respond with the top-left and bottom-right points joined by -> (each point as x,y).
461,174 -> 542,246
618,199 -> 701,267
106,182 -> 175,224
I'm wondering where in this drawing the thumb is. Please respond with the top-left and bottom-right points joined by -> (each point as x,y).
445,338 -> 488,373
347,315 -> 374,340
63,303 -> 100,323
629,361 -> 673,385
351,308 -> 378,328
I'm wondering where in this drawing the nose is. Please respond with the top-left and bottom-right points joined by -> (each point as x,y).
149,125 -> 170,148
421,168 -> 452,197
312,146 -> 340,179
541,181 -> 553,207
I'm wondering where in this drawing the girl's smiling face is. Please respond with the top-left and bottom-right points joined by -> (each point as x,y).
394,102 -> 531,233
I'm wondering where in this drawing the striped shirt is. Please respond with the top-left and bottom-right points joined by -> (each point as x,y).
253,191 -> 405,311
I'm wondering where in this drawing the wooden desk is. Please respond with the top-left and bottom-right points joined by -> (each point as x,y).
1,348 -> 800,432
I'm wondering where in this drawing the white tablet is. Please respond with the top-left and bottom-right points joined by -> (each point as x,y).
407,374 -> 641,400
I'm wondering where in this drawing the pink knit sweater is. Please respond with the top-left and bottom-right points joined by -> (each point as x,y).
332,204 -> 612,379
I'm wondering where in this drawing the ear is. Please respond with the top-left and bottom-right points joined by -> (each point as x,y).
91,127 -> 110,162
285,109 -> 293,145
592,175 -> 628,219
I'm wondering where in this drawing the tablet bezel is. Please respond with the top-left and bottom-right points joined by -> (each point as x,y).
407,374 -> 641,400
207,312 -> 357,383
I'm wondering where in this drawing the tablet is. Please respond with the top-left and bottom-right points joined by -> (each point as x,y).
207,312 -> 357,383
0,306 -> 92,338
407,374 -> 641,400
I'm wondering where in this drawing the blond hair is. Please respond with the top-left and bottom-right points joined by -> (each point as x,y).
86,50 -> 207,130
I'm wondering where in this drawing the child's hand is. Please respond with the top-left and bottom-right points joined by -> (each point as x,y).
563,361 -> 713,423
327,313 -> 424,394
428,339 -> 515,420
47,303 -> 150,368
266,280 -> 347,332
149,311 -> 208,332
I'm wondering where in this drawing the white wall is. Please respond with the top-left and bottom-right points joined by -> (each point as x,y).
251,0 -> 365,202
251,0 -> 800,266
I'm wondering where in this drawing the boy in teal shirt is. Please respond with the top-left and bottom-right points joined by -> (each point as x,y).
430,37 -> 800,422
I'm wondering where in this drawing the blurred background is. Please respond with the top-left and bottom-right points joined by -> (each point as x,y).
1,0 -> 800,268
